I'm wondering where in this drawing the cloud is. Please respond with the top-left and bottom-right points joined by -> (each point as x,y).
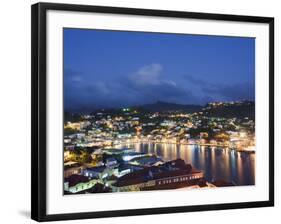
71,76 -> 82,83
64,68 -> 146,110
184,75 -> 209,87
64,65 -> 254,112
129,63 -> 163,85
184,74 -> 255,101
202,82 -> 255,100
64,64 -> 201,111
126,64 -> 198,105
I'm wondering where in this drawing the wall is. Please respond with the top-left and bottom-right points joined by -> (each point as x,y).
0,0 -> 279,223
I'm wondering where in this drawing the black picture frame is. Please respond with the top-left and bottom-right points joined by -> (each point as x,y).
31,2 -> 274,222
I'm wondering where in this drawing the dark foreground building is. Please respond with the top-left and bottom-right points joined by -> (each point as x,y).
112,159 -> 204,192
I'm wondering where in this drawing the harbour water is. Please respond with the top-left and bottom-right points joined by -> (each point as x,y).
120,143 -> 255,186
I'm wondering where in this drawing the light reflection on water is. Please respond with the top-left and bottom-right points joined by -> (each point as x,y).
121,143 -> 255,186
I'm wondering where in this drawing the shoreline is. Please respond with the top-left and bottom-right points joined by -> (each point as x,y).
113,140 -> 256,153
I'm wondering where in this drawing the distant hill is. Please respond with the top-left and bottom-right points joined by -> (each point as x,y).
202,101 -> 255,119
138,101 -> 203,113
65,101 -> 255,119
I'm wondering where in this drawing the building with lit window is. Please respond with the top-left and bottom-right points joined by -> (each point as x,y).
112,159 -> 204,192
64,161 -> 84,178
64,174 -> 100,193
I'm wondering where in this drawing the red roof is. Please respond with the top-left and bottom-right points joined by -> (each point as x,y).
114,160 -> 202,187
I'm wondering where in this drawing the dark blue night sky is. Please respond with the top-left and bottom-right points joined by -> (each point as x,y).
64,28 -> 255,112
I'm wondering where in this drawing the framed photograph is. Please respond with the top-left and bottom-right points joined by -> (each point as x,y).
31,2 -> 274,222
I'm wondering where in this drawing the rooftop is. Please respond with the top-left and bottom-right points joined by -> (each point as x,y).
113,159 -> 202,187
84,166 -> 107,173
65,174 -> 90,187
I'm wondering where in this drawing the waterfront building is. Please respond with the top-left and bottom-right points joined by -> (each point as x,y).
64,150 -> 70,162
112,159 -> 204,192
105,157 -> 118,168
116,164 -> 144,177
64,138 -> 72,144
64,174 -> 100,193
64,122 -> 81,130
64,144 -> 75,151
64,161 -> 84,178
122,152 -> 147,161
82,166 -> 108,179
103,148 -> 134,155
128,155 -> 163,167
76,133 -> 86,139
